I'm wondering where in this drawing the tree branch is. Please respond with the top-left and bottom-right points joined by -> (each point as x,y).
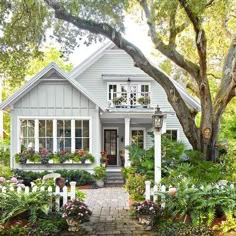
214,37 -> 236,117
44,0 -> 201,149
139,0 -> 200,80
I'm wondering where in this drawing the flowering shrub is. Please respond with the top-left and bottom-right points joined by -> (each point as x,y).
61,199 -> 92,223
100,151 -> 108,164
133,200 -> 159,216
0,176 -> 25,189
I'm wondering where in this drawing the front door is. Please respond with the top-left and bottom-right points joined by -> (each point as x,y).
104,129 -> 117,165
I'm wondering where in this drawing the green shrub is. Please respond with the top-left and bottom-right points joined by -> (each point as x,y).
0,138 -> 10,166
0,225 -> 29,236
162,182 -> 236,227
125,168 -> 146,201
156,221 -> 214,236
13,169 -> 95,186
56,169 -> 94,185
30,213 -> 67,236
0,164 -> 12,178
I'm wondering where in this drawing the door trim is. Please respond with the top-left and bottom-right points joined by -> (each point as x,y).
103,127 -> 119,166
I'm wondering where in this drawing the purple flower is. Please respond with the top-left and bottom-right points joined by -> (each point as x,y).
10,177 -> 17,183
0,177 -> 6,183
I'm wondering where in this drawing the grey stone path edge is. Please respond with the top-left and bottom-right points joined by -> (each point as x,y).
62,187 -> 155,236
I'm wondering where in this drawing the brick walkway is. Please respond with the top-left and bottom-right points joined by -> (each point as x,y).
63,187 -> 155,236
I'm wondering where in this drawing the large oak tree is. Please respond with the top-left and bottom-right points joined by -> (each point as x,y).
2,0 -> 236,160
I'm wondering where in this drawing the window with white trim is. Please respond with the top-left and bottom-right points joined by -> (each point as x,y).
39,120 -> 53,152
107,83 -> 150,103
166,129 -> 178,141
131,129 -> 144,149
19,118 -> 90,153
75,120 -> 90,151
57,120 -> 71,152
108,84 -> 117,100
20,120 -> 35,151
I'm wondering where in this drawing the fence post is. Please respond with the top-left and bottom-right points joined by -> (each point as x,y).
55,186 -> 60,211
153,184 -> 158,202
70,181 -> 76,200
161,185 -> 166,208
145,181 -> 151,200
62,186 -> 68,206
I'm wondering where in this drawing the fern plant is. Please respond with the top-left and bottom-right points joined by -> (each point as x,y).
0,191 -> 52,224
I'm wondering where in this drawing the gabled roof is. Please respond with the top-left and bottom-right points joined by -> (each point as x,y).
70,41 -> 201,111
0,62 -> 105,111
69,41 -> 114,78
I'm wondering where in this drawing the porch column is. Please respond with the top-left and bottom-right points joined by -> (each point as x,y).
124,117 -> 131,167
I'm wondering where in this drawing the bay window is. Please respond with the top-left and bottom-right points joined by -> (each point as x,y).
19,118 -> 91,153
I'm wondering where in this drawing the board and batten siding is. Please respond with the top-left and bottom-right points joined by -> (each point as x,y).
74,51 -> 173,111
10,79 -> 101,171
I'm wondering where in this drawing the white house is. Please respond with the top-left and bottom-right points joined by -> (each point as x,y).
0,42 -> 200,171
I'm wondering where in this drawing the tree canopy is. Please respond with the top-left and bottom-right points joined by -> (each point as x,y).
1,0 -> 236,159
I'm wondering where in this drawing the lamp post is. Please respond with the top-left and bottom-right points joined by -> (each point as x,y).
152,105 -> 164,184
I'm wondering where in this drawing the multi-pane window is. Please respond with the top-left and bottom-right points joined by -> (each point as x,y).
131,130 -> 144,149
39,120 -> 53,152
19,119 -> 90,153
20,120 -> 35,151
57,120 -> 71,152
166,130 -> 178,141
141,85 -> 149,96
108,84 -> 117,100
75,120 -> 90,151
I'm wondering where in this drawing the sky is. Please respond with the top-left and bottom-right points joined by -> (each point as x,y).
68,17 -> 154,67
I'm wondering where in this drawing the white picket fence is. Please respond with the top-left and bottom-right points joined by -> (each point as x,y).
0,181 -> 76,210
144,181 -> 167,208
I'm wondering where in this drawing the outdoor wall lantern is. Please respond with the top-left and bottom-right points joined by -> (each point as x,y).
152,105 -> 164,131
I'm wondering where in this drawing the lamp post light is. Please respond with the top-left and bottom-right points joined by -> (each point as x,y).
152,105 -> 164,185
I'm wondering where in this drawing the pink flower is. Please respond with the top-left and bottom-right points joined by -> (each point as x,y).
149,207 -> 154,211
0,177 -> 6,183
17,184 -> 25,188
10,177 -> 17,183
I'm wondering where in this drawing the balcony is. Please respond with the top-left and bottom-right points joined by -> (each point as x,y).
110,91 -> 151,109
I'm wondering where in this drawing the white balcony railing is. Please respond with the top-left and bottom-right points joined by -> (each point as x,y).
110,90 -> 151,108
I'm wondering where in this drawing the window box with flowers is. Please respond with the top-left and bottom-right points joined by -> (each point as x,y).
14,149 -> 95,165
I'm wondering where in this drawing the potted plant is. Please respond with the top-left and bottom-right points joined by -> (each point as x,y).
137,96 -> 150,107
112,96 -> 124,106
28,152 -> 41,163
40,149 -> 52,165
93,166 -> 107,188
133,200 -> 159,228
84,153 -> 95,163
62,198 -> 92,232
100,151 -> 108,166
15,151 -> 31,164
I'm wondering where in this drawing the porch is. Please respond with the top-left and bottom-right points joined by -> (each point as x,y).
101,112 -> 154,167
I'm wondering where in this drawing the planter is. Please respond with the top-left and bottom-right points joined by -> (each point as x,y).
78,184 -> 93,189
138,214 -> 152,226
19,157 -> 27,164
66,218 -> 80,232
96,179 -> 104,188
